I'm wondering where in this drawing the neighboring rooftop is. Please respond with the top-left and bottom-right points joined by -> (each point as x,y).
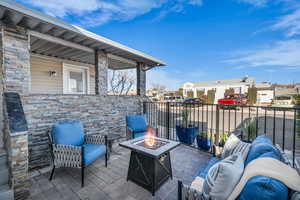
185,77 -> 255,87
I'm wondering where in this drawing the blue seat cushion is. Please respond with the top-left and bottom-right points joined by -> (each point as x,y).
198,157 -> 221,178
133,132 -> 146,139
52,121 -> 84,146
126,114 -> 148,132
238,176 -> 288,200
83,144 -> 106,166
245,138 -> 282,166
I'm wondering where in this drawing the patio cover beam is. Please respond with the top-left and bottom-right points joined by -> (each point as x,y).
29,30 -> 94,53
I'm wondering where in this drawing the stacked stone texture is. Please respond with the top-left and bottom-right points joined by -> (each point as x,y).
1,27 -> 30,200
2,28 -> 30,94
22,94 -> 142,169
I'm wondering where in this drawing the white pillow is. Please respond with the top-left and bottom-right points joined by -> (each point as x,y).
202,153 -> 244,200
222,134 -> 251,161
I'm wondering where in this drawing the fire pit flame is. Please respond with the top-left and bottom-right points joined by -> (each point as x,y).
145,127 -> 156,147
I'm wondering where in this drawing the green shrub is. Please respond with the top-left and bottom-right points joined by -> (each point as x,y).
224,88 -> 235,96
187,90 -> 194,98
207,90 -> 215,104
247,87 -> 257,105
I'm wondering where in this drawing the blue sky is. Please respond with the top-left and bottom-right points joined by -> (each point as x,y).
15,0 -> 300,90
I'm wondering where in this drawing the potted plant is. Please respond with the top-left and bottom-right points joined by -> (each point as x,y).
242,117 -> 257,142
196,131 -> 213,151
218,134 -> 229,147
176,107 -> 198,145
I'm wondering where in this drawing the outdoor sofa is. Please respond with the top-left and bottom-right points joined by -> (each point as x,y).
47,121 -> 108,187
178,135 -> 300,200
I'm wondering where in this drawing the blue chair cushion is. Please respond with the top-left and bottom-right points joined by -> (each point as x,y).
133,132 -> 146,139
52,121 -> 84,146
198,157 -> 221,178
83,144 -> 106,166
126,114 -> 148,133
238,176 -> 289,200
245,139 -> 282,166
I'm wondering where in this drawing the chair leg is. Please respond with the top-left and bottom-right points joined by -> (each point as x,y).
81,167 -> 85,187
105,152 -> 108,168
49,166 -> 55,181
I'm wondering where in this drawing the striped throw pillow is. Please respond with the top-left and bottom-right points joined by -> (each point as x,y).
222,134 -> 251,161
202,153 -> 244,200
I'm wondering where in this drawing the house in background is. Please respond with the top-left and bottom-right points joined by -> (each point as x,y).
256,82 -> 274,106
183,77 -> 255,103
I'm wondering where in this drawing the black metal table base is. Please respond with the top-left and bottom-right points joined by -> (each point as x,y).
127,151 -> 173,196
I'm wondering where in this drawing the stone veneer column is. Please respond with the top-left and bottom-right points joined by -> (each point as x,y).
4,92 -> 29,200
1,27 -> 30,200
95,50 -> 108,95
2,27 -> 31,94
137,63 -> 146,96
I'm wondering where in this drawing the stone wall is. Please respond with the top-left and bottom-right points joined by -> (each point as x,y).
22,94 -> 143,169
137,63 -> 146,96
2,27 -> 30,94
0,29 -> 3,148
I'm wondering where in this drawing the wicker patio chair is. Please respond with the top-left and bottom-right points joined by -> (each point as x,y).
126,114 -> 158,139
47,121 -> 108,187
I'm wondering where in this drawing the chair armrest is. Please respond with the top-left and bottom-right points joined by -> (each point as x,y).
126,127 -> 134,139
84,134 -> 106,145
52,144 -> 83,168
178,180 -> 203,200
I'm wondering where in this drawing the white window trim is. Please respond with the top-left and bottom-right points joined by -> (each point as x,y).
63,63 -> 90,94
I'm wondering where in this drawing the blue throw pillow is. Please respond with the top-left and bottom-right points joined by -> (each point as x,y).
245,137 -> 283,166
252,135 -> 273,146
126,114 -> 147,132
245,142 -> 282,165
238,176 -> 288,200
52,121 -> 84,146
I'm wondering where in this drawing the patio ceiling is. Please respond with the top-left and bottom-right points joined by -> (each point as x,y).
30,35 -> 136,70
0,0 -> 166,69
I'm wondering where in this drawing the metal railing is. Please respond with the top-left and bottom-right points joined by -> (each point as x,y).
143,101 -> 300,168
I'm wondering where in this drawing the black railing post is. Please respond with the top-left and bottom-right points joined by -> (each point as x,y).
143,102 -> 146,114
215,104 -> 220,151
166,102 -> 170,139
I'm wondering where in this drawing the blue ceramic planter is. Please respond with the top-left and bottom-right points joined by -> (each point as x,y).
196,137 -> 212,151
176,126 -> 198,145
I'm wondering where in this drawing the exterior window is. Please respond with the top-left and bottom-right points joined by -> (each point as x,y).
63,64 -> 89,94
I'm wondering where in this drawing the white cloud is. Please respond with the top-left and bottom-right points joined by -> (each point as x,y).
147,69 -> 183,90
225,39 -> 300,68
271,6 -> 300,37
238,0 -> 269,7
19,0 -> 202,26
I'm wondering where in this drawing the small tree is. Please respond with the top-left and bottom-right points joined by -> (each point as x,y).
151,83 -> 166,95
247,87 -> 257,105
207,90 -> 216,104
175,88 -> 183,96
196,90 -> 205,99
108,69 -> 135,95
187,90 -> 194,98
224,88 -> 235,96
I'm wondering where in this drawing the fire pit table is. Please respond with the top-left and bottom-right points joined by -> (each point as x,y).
119,136 -> 180,196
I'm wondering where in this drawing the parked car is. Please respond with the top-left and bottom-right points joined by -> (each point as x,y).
183,98 -> 204,106
164,96 -> 184,106
218,94 -> 247,109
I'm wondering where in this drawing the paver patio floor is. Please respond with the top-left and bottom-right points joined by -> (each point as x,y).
28,144 -> 212,200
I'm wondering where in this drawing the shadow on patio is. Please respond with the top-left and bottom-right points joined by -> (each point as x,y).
28,144 -> 211,200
